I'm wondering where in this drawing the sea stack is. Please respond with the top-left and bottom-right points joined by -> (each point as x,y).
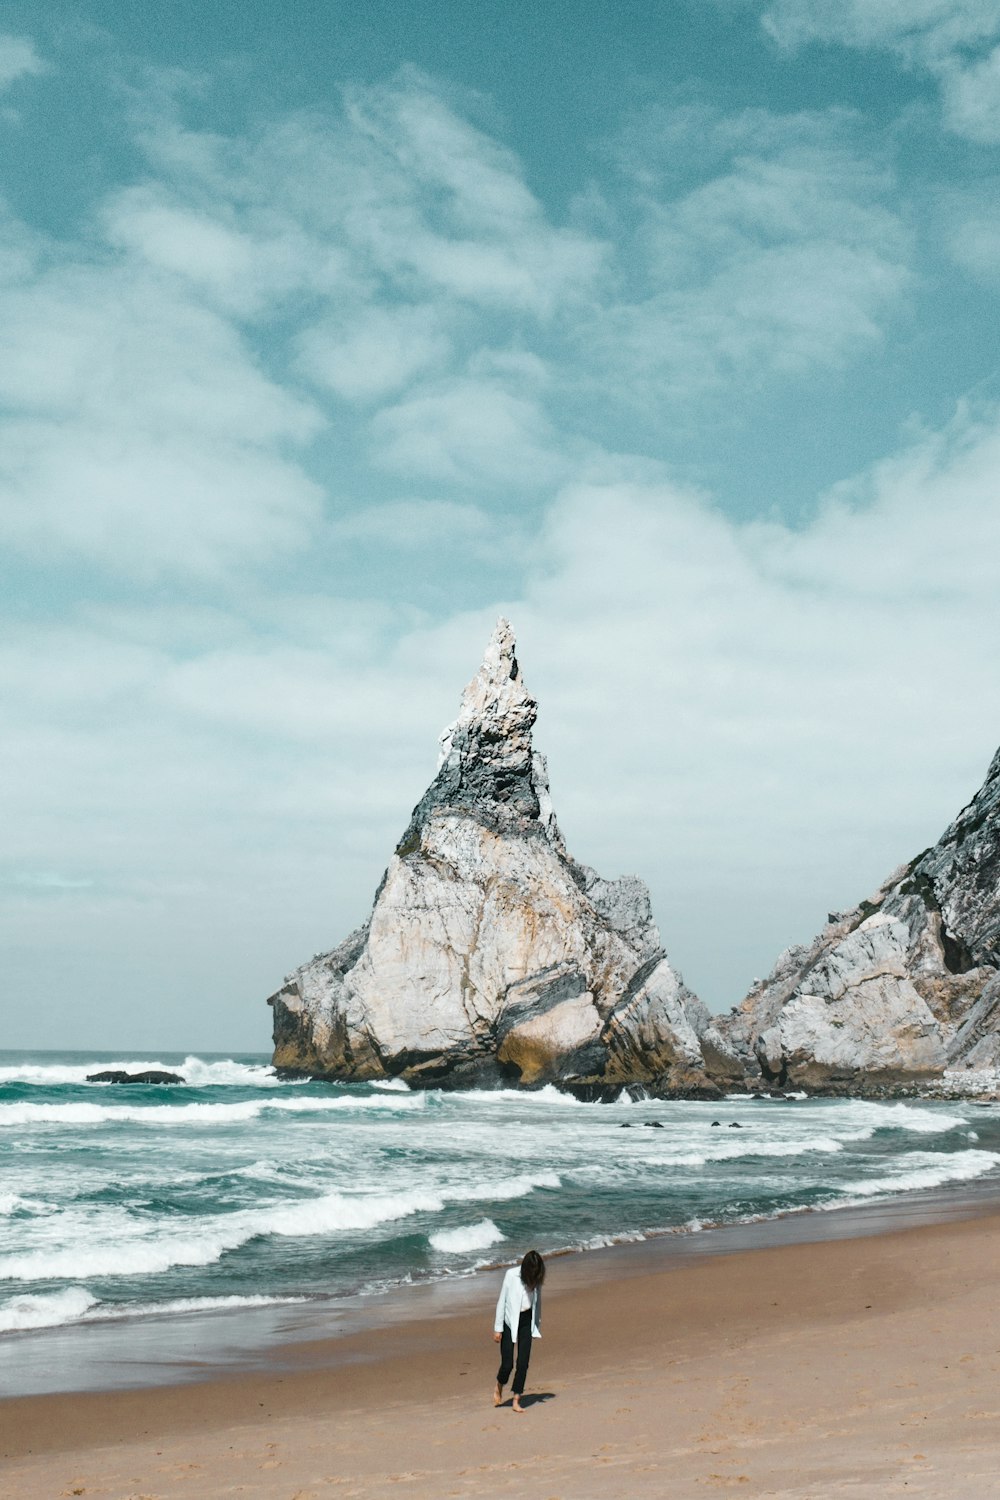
269,620 -> 736,1096
721,746 -> 1000,1092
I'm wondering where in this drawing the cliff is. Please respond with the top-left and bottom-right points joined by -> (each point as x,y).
268,620 -> 738,1097
721,745 -> 1000,1092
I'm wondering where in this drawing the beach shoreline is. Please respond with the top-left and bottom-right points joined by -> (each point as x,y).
4,1165 -> 1000,1406
5,1179 -> 1000,1496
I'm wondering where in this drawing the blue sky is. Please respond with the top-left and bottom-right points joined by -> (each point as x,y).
3,1 -> 1000,1049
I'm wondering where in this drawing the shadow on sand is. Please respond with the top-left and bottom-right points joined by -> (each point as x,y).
502,1391 -> 556,1409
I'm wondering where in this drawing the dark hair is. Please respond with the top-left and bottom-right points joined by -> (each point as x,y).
520,1249 -> 545,1291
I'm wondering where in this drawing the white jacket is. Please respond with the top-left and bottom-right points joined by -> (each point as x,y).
494,1266 -> 542,1339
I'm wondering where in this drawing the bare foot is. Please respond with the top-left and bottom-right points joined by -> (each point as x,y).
493,1382 -> 503,1407
512,1397 -> 526,1414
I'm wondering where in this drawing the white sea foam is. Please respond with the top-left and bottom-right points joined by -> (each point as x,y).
0,1091 -> 426,1128
0,1229 -> 250,1281
104,1292 -> 310,1320
0,1193 -> 54,1216
443,1085 -> 585,1107
0,1287 -> 309,1335
177,1056 -> 280,1087
832,1149 -> 1000,1204
0,1172 -> 561,1283
845,1101 -> 967,1135
0,1056 -> 279,1088
0,1286 -> 98,1332
575,1229 -> 648,1251
429,1219 -> 505,1253
647,1134 -> 851,1167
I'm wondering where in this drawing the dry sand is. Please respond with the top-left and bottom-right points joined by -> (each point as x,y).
4,1210 -> 1000,1499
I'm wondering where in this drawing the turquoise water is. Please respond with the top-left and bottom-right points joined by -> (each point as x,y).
2,1050 -> 998,1337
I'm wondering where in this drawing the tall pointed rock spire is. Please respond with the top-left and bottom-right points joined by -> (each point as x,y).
398,618 -> 561,852
269,622 -> 738,1096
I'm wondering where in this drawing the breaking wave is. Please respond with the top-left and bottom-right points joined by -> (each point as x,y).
429,1219 -> 505,1253
0,1172 -> 561,1283
832,1149 -> 1000,1204
0,1287 -> 308,1334
0,1287 -> 98,1333
0,1092 -> 426,1128
0,1056 -> 281,1088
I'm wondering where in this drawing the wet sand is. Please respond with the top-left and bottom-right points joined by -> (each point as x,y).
4,1194 -> 1000,1498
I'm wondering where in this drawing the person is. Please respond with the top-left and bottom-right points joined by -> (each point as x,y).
492,1249 -> 545,1414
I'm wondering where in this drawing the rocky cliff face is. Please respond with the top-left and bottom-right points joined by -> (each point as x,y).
721,746 -> 1000,1092
269,620 -> 738,1097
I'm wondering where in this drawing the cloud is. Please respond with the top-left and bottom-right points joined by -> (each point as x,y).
296,304 -> 452,402
6,397 -> 1000,1044
0,34 -> 46,91
761,0 -> 1000,141
0,67 -> 612,582
940,44 -> 1000,141
586,105 -> 912,398
2,45 -> 996,1046
941,187 -> 1000,282
131,68 -> 605,320
336,71 -> 607,314
761,0 -> 1000,60
0,65 -> 924,597
0,257 -> 323,579
369,376 -> 567,486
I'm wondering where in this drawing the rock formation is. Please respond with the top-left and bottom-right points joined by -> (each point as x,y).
269,620 -> 737,1097
86,1070 -> 184,1085
721,746 -> 1000,1092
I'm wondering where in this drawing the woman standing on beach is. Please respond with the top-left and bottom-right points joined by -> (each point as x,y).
493,1249 -> 545,1413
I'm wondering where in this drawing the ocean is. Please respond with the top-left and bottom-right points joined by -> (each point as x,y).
2,1049 -> 999,1356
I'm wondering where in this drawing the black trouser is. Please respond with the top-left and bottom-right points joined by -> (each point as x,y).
496,1308 -> 532,1396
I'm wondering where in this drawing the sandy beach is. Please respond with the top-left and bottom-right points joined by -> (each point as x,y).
4,1201 -> 1000,1500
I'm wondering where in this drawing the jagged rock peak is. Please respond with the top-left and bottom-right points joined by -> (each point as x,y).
439,617 -> 534,766
719,739 -> 1000,1092
268,620 -> 741,1096
398,618 -> 562,852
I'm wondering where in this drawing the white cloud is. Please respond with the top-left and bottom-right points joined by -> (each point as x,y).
131,69 -> 605,320
587,106 -> 912,397
939,44 -> 1000,141
0,69 -> 614,582
0,258 -> 323,578
762,0 -> 1000,140
5,400 -> 1000,1044
761,0 -> 999,62
336,71 -> 607,314
297,304 -> 452,402
3,49 -> 997,1046
0,34 -> 46,91
369,376 -> 567,486
941,188 -> 1000,282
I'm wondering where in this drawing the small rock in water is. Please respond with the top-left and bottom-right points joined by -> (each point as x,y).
643,1120 -> 664,1129
620,1123 -> 632,1128
87,1070 -> 184,1085
728,1121 -> 743,1129
711,1120 -> 721,1127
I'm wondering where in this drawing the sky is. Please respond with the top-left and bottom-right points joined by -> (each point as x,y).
3,0 -> 1000,1051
